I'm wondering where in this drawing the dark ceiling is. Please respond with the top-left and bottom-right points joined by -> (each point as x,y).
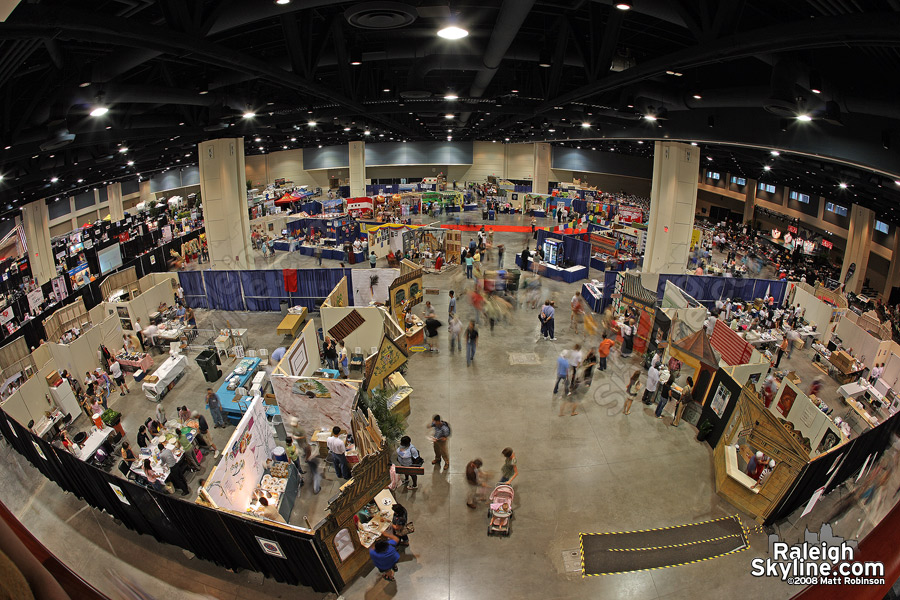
0,0 -> 899,222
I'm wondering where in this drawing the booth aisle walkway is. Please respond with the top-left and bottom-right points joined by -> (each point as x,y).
0,217 -> 895,599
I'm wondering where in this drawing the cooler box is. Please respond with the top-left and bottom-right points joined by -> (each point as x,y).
133,369 -> 146,382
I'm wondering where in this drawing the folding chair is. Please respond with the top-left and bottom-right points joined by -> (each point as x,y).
258,348 -> 269,365
247,349 -> 258,358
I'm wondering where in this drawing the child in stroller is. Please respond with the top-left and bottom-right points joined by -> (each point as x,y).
487,484 -> 514,536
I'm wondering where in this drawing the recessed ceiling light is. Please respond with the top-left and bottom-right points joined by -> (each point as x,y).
770,150 -> 780,156
242,111 -> 256,119
437,26 -> 468,40
90,106 -> 109,117
254,137 -> 261,142
78,81 -> 91,88
77,179 -> 83,183
50,177 -> 58,183
796,114 -> 812,122
764,165 -> 771,171
643,114 -> 657,121
444,93 -> 458,100
445,114 -> 454,119
690,142 -> 698,146
118,147 -> 128,153
582,122 -> 590,128
364,130 -> 371,135
511,89 -> 519,93
839,182 -> 848,189
127,160 -> 134,166
692,94 -> 702,99
275,0 -> 290,5
383,88 -> 390,92
343,127 -> 351,131
637,141 -> 644,144
505,138 -> 510,141
615,1 -> 632,10
895,180 -> 900,186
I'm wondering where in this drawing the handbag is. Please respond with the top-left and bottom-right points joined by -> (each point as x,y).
400,521 -> 415,535
411,455 -> 424,466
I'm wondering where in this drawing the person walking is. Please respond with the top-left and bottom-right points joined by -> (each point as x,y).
642,363 -> 660,406
465,321 -> 478,366
396,436 -> 420,490
108,360 -> 129,396
465,252 -> 474,279
338,340 -> 350,378
323,336 -> 338,370
448,290 -> 456,318
553,350 -> 570,396
497,243 -> 505,268
429,415 -> 451,471
673,376 -> 693,427
775,335 -> 789,368
206,388 -> 227,428
570,292 -> 584,334
623,369 -> 641,415
327,426 -> 352,480
539,300 -> 556,341
654,370 -> 672,419
369,251 -> 377,268
299,435 -> 321,494
191,411 -> 219,457
465,458 -> 485,509
315,245 -> 323,266
448,314 -> 462,353
595,325 -> 615,363
620,319 -> 635,357
499,448 -> 518,484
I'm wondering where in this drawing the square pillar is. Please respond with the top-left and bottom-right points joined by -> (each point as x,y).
107,182 -> 124,222
840,205 -> 873,294
533,143 -> 550,195
198,138 -> 252,270
349,141 -> 365,198
743,178 -> 757,226
643,141 -> 700,274
21,201 -> 55,285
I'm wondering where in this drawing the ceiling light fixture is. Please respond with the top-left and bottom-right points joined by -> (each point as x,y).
275,0 -> 291,4
643,114 -> 657,121
692,93 -> 702,99
763,165 -> 771,171
770,150 -> 780,156
254,137 -> 261,142
127,160 -> 134,166
796,114 -> 812,122
437,25 -> 468,40
90,106 -> 109,117
364,130 -> 371,135
615,1 -> 632,10
343,127 -> 351,131
118,147 -> 128,153
308,120 -> 317,127
582,122 -> 590,128
50,177 -> 58,183
444,93 -> 458,100
349,48 -> 362,66
445,114 -> 454,119
839,182 -> 848,189
243,111 -> 256,119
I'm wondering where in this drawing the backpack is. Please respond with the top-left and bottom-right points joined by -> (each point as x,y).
443,421 -> 451,436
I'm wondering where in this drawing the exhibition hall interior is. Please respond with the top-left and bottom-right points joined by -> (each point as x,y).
1,1 -> 900,599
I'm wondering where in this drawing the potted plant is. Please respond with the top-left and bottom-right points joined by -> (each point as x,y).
696,418 -> 713,442
101,408 -> 126,437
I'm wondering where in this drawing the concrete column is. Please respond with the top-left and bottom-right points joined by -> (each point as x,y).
532,143 -> 551,195
198,138 -> 251,269
643,141 -> 700,274
840,205 -> 874,294
883,232 -> 900,301
139,180 -> 152,206
21,201 -> 55,285
348,141 -> 365,198
743,178 -> 757,226
107,182 -> 124,221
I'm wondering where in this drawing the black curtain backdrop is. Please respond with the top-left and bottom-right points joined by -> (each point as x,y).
766,411 -> 900,525
0,406 -> 339,593
698,369 -> 742,447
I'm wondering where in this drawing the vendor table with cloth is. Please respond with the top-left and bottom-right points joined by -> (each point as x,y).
581,283 -> 603,313
515,255 -> 588,283
142,354 -> 188,401
115,353 -> 153,373
215,357 -> 279,421
78,428 -> 114,462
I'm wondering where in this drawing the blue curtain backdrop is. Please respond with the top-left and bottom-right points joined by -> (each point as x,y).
178,271 -> 207,308
562,235 -> 591,267
572,199 -> 588,214
203,271 -> 245,311
180,268 -> 354,313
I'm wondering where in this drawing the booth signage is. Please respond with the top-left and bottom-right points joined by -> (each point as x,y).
0,306 -> 13,324
821,240 -> 833,249
26,289 -> 44,313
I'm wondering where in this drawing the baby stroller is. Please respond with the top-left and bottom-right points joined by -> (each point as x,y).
487,484 -> 514,536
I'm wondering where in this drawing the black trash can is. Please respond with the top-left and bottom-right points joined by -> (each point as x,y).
196,349 -> 222,383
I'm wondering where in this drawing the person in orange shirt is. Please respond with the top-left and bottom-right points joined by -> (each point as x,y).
596,333 -> 615,372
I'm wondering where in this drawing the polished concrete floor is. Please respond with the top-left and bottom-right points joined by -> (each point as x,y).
1,212 -> 896,600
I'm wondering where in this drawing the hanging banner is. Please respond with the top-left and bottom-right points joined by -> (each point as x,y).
0,306 -> 13,324
27,289 -> 44,313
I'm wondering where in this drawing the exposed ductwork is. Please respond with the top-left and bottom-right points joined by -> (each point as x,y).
461,0 -> 537,123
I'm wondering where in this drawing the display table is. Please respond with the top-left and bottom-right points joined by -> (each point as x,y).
581,283 -> 602,313
463,203 -> 479,212
844,398 -> 884,432
277,313 -> 306,337
115,353 -> 154,373
33,409 -> 64,439
515,255 -> 588,283
216,357 -> 278,421
130,428 -> 190,482
142,354 -> 188,401
156,321 -> 194,343
78,428 -> 114,462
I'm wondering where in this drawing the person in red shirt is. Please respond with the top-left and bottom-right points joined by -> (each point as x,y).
596,333 -> 615,371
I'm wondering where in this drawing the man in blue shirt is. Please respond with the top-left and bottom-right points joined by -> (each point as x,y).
539,300 -> 556,340
369,533 -> 401,582
553,351 -> 570,395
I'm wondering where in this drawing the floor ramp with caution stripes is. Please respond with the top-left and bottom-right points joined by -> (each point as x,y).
579,516 -> 749,576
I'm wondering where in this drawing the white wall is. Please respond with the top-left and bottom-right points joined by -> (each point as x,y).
350,268 -> 398,305
321,306 -> 385,354
245,149 -> 330,189
794,287 -> 836,334
506,143 -> 534,180
834,317 -> 891,368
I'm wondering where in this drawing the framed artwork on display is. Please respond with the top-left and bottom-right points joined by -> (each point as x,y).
710,383 -> 732,418
777,385 -> 798,417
